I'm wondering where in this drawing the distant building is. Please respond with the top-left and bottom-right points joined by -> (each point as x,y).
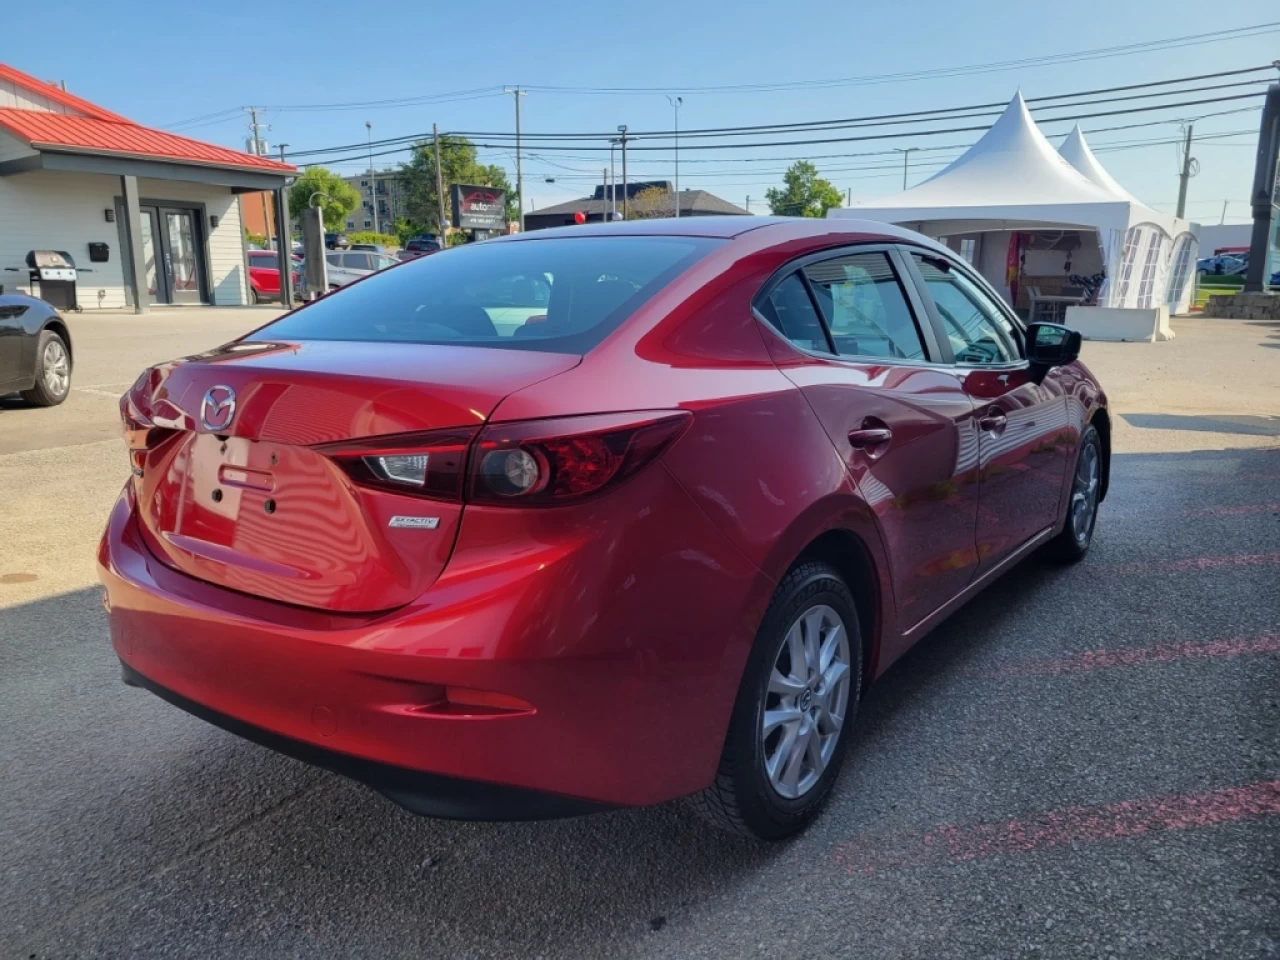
524,181 -> 749,231
340,171 -> 408,232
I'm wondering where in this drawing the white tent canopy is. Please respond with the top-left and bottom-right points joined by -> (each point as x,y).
829,93 -> 1198,314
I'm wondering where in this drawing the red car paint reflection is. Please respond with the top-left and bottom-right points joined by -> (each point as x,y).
99,217 -> 1109,817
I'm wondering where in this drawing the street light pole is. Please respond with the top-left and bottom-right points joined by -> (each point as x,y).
666,96 -> 682,217
617,125 -> 629,220
609,140 -> 618,218
893,148 -> 919,191
504,87 -> 528,231
365,121 -> 379,235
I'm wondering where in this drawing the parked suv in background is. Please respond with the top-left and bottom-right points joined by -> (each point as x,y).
246,250 -> 300,304
401,236 -> 443,259
102,217 -> 1109,840
323,250 -> 400,288
324,232 -> 349,250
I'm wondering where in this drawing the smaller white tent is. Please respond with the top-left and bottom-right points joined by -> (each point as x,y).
829,94 -> 1198,314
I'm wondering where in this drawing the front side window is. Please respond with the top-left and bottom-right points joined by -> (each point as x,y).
258,236 -> 720,353
911,254 -> 1020,365
803,252 -> 926,361
251,253 -> 278,271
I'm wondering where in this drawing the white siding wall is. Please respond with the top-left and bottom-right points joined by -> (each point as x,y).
0,79 -> 83,114
137,178 -> 247,305
0,170 -> 248,309
0,169 -> 129,308
0,129 -> 38,163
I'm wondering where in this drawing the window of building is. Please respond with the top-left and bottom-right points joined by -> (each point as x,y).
363,219 -> 372,229
959,238 -> 977,265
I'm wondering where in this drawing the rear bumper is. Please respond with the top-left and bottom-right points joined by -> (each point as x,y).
99,468 -> 768,812
119,661 -> 610,819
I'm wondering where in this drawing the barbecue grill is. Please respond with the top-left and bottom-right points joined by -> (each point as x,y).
4,250 -> 86,312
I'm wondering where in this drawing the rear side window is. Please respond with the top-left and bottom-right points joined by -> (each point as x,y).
259,236 -> 721,353
803,252 -> 925,361
758,274 -> 830,352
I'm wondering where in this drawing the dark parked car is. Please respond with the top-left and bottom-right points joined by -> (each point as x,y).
0,293 -> 73,406
324,232 -> 349,250
102,218 -> 1108,840
401,235 -> 443,258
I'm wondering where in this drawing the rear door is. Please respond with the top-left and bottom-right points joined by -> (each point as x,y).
249,253 -> 280,295
758,246 -> 981,630
903,250 -> 1072,570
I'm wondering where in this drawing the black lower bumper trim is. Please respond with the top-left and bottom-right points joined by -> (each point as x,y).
120,662 -> 616,821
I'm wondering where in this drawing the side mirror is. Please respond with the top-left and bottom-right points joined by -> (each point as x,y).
1026,322 -> 1081,369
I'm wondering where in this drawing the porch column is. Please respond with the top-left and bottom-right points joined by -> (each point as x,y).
120,175 -> 148,315
274,184 -> 294,310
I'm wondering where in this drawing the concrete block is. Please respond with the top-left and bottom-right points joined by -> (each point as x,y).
1064,305 -> 1174,342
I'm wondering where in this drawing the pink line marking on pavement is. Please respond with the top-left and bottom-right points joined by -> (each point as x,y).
991,633 -> 1280,678
1178,503 -> 1280,518
1110,554 -> 1280,574
834,780 -> 1280,875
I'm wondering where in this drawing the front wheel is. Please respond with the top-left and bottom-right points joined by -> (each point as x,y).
1045,424 -> 1102,562
20,330 -> 72,407
691,560 -> 863,840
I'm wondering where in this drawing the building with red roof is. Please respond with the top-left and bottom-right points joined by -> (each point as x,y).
0,63 -> 295,311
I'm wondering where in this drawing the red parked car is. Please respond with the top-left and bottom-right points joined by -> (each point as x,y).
100,218 -> 1108,839
246,249 -> 299,304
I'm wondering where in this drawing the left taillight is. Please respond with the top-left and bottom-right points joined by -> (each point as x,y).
121,397 -> 176,477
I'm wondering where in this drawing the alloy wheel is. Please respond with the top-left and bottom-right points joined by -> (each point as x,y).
1070,439 -> 1100,543
761,603 -> 852,800
43,340 -> 70,397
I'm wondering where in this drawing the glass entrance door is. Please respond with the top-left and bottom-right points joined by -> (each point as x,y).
138,209 -> 161,304
160,208 -> 203,304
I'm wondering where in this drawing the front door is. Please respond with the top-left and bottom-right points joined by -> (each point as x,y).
905,252 -> 1072,569
758,248 -> 981,631
126,205 -> 206,305
159,208 -> 203,304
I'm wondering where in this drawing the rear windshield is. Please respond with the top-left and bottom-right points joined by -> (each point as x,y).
258,235 -> 721,353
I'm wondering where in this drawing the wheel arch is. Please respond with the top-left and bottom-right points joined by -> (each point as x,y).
41,318 -> 73,367
793,528 -> 883,686
1090,406 -> 1111,502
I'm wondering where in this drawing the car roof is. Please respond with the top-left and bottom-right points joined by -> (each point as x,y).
501,215 -> 940,247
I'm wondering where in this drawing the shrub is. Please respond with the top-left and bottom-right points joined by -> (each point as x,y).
346,231 -> 399,248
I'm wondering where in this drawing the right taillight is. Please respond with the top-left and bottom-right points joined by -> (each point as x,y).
468,411 -> 691,506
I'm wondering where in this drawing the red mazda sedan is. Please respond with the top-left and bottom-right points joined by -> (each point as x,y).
100,217 -> 1109,839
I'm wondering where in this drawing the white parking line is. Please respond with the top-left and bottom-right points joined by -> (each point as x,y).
74,388 -> 127,399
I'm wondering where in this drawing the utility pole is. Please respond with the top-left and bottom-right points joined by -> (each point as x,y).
667,96 -> 683,217
1176,122 -> 1196,219
617,125 -> 629,220
504,87 -> 528,231
745,195 -> 750,213
846,187 -> 852,206
1220,200 -> 1229,224
893,147 -> 919,191
244,108 -> 273,246
602,168 -> 608,222
609,140 -> 618,218
433,124 -> 448,240
365,121 -> 379,235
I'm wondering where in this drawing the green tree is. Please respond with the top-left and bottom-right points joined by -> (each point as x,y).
625,185 -> 671,220
765,161 -> 843,218
400,135 -> 516,232
288,167 -> 360,231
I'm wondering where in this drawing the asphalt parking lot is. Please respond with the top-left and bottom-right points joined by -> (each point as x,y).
2,310 -> 1277,959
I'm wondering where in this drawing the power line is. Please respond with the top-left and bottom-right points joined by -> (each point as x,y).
516,22 -> 1280,94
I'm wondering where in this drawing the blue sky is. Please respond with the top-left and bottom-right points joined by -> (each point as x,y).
8,0 -> 1276,223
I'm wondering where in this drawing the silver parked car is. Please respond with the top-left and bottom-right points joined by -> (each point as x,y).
324,251 -> 400,288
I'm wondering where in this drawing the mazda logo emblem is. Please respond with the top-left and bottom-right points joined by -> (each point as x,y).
200,385 -> 236,432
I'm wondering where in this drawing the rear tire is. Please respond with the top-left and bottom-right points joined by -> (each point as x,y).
1045,424 -> 1101,562
20,329 -> 71,407
250,286 -> 262,305
691,560 -> 863,840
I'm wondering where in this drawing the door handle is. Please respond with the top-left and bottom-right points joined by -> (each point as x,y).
978,410 -> 1007,432
848,426 -> 893,448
